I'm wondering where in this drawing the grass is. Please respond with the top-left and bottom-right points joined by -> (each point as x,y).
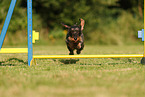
0,45 -> 145,97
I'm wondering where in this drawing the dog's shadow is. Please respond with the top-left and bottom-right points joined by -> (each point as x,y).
59,59 -> 79,64
0,58 -> 27,66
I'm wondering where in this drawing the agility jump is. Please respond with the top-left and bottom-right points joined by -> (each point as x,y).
0,0 -> 144,66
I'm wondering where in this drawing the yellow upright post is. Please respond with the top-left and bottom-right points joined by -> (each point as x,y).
33,30 -> 39,43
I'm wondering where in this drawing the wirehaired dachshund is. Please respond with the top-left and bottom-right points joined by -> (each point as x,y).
62,18 -> 85,55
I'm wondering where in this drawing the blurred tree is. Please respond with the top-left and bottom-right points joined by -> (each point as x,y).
116,0 -> 143,18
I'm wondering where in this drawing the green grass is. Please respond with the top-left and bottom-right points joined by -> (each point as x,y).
0,45 -> 145,97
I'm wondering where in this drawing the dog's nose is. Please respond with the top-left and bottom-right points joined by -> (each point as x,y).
74,37 -> 77,40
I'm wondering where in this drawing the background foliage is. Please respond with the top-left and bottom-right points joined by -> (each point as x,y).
0,0 -> 144,45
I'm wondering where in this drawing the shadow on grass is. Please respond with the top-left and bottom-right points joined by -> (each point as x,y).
0,58 -> 27,66
59,59 -> 80,64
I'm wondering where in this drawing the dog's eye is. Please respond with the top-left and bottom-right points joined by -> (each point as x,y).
71,30 -> 75,33
75,30 -> 79,31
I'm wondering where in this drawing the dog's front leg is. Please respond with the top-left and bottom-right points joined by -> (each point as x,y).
76,43 -> 81,54
77,43 -> 81,49
68,47 -> 74,55
66,42 -> 74,55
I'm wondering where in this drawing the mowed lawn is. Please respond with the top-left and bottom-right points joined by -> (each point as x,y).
0,45 -> 145,97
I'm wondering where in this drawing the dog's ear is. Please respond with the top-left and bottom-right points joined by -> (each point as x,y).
79,18 -> 85,31
61,23 -> 70,28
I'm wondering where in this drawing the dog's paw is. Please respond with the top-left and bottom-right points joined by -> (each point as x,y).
69,52 -> 74,55
76,50 -> 81,54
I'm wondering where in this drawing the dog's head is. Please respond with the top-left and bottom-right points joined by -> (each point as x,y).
62,18 -> 85,41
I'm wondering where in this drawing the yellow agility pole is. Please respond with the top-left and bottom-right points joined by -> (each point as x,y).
0,48 -> 28,53
33,54 -> 143,59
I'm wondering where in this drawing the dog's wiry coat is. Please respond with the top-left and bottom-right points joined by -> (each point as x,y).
62,19 -> 85,55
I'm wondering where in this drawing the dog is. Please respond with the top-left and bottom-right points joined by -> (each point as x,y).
62,18 -> 85,55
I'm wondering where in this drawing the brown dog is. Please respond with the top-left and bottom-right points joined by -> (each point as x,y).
62,18 -> 85,55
